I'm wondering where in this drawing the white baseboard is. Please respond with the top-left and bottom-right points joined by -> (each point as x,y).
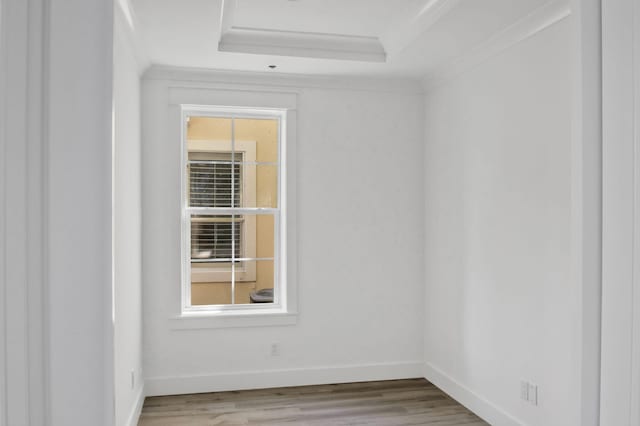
145,361 -> 423,397
125,384 -> 146,426
423,362 -> 523,426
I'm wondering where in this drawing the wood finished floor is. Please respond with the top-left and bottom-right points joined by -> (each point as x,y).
138,379 -> 487,426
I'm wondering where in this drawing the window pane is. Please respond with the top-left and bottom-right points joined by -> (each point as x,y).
236,163 -> 278,208
190,214 -> 275,306
190,259 -> 275,306
234,118 -> 279,163
254,214 -> 275,259
187,116 -> 232,141
187,116 -> 279,163
188,159 -> 241,208
191,282 -> 232,306
190,215 -> 241,261
235,259 -> 275,305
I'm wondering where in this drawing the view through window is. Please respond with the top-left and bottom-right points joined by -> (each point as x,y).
183,111 -> 282,309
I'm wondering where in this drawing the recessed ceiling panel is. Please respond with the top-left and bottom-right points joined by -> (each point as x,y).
233,0 -> 414,37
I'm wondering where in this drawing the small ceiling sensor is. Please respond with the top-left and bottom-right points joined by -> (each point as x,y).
268,65 -> 277,69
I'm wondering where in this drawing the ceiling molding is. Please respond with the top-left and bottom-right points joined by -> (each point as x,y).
381,0 -> 462,58
219,27 -> 386,62
143,65 -> 424,95
217,0 -> 386,62
422,0 -> 570,92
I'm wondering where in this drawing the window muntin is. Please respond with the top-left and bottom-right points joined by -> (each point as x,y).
182,111 -> 282,311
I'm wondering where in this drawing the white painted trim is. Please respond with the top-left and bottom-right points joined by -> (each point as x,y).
144,66 -> 424,95
125,384 -> 145,426
570,0 -> 603,425
25,1 -> 47,423
169,88 -> 298,111
217,0 -> 385,63
632,3 -> 640,423
282,109 -> 298,324
1,0 -> 48,424
3,2 -> 32,422
219,27 -> 386,63
423,363 -> 522,426
169,311 -> 297,330
0,0 -> 7,422
600,0 -> 639,424
422,0 -> 571,92
145,361 -> 424,397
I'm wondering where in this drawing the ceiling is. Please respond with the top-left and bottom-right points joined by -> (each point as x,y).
232,0 -> 407,37
128,0 -> 555,78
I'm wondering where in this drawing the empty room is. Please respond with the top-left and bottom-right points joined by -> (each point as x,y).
1,0 -> 639,425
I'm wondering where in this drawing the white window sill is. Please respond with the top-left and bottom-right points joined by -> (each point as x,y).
169,310 -> 298,330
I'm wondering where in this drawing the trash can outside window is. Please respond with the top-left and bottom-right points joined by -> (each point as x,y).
250,288 -> 273,303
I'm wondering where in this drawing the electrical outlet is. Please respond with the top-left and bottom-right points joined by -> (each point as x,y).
270,342 -> 280,356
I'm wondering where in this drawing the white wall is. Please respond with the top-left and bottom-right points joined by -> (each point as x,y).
47,0 -> 114,424
142,72 -> 426,395
423,19 -> 573,425
600,0 -> 640,423
113,6 -> 144,426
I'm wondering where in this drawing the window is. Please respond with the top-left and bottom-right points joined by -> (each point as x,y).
181,107 -> 284,313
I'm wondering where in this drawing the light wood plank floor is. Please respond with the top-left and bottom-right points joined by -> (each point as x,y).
138,379 -> 487,426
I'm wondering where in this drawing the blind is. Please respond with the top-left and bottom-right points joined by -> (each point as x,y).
188,151 -> 244,263
191,217 -> 243,261
189,161 -> 241,208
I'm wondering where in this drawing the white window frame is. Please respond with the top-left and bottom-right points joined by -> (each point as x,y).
180,105 -> 288,315
188,139 -> 257,283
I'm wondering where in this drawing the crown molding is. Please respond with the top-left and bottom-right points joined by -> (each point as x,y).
143,65 -> 424,95
217,0 -> 385,63
422,0 -> 571,92
219,27 -> 386,63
